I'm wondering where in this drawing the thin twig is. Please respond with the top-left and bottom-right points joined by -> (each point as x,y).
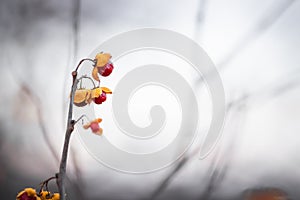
61,0 -> 82,140
198,101 -> 248,199
77,74 -> 97,88
75,58 -> 95,71
148,74 -> 300,199
72,0 -> 81,65
194,0 -> 208,41
6,53 -> 59,163
57,58 -> 94,200
70,147 -> 85,199
218,0 -> 295,69
148,156 -> 189,200
20,84 -> 60,164
74,114 -> 90,124
39,176 -> 57,194
148,1 -> 296,198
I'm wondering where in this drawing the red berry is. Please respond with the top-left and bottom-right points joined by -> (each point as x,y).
100,92 -> 107,101
90,122 -> 100,132
98,63 -> 114,77
94,92 -> 107,104
17,192 -> 36,200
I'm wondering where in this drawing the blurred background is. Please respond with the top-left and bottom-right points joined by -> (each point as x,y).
0,0 -> 300,199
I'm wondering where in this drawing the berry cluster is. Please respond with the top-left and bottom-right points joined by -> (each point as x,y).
17,188 -> 59,200
73,53 -> 114,136
74,53 -> 114,107
16,52 -> 116,200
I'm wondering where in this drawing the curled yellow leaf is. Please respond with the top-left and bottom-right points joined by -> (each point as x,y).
92,66 -> 100,81
101,87 -> 112,94
95,53 -> 111,67
40,191 -> 50,199
84,90 -> 92,104
52,193 -> 60,200
17,188 -> 39,200
91,87 -> 102,98
93,118 -> 102,123
74,89 -> 89,104
74,89 -> 94,107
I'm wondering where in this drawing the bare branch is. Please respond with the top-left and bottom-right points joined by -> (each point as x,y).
148,1 -> 297,198
218,0 -> 295,69
21,84 -> 60,164
57,58 -> 94,200
148,156 -> 189,200
72,0 -> 81,65
69,147 -> 85,199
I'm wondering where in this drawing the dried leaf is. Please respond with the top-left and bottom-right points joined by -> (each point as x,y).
74,89 -> 89,104
92,67 -> 100,81
93,118 -> 102,123
95,53 -> 111,67
101,87 -> 112,94
84,90 -> 92,104
91,87 -> 102,98
40,191 -> 50,199
52,193 -> 60,200
16,188 -> 39,200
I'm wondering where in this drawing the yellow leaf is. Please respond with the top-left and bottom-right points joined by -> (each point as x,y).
17,188 -> 38,200
74,89 -> 89,104
101,87 -> 112,94
92,67 -> 100,81
85,90 -> 93,104
40,191 -> 50,199
92,118 -> 102,123
74,89 -> 91,107
24,188 -> 36,196
52,193 -> 60,200
17,190 -> 26,199
95,53 -> 111,67
91,87 -> 102,98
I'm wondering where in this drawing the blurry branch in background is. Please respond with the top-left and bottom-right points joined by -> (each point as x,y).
18,83 -> 60,164
148,1 -> 297,199
148,156 -> 190,200
230,71 -> 300,107
7,58 -> 86,200
218,0 -> 296,69
149,73 -> 300,199
72,0 -> 81,65
70,148 -> 85,200
63,2 -> 86,196
198,73 -> 300,199
69,1 -> 84,197
198,101 -> 248,200
62,0 -> 81,129
194,0 -> 208,41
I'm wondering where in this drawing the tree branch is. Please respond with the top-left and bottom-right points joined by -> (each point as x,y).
21,85 -> 60,164
57,58 -> 94,200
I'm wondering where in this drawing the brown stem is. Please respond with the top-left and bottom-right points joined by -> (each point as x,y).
75,114 -> 90,124
75,58 -> 95,71
39,176 -> 57,194
21,85 -> 60,164
77,75 -> 97,88
57,58 -> 94,200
